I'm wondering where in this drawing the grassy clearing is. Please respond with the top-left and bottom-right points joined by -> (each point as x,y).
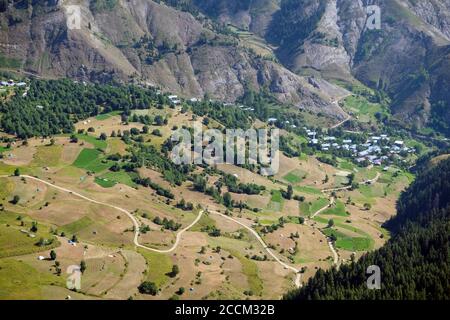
208,236 -> 263,295
282,170 -> 306,184
338,160 -> 355,171
73,149 -> 111,173
95,171 -> 136,188
138,249 -> 172,288
76,134 -> 107,150
343,95 -> 388,123
59,216 -> 94,235
227,249 -> 263,296
300,198 -> 329,216
73,148 -> 101,167
95,111 -> 121,121
294,186 -> 322,195
0,162 -> 16,175
267,190 -> 284,211
336,237 -> 372,251
108,139 -> 127,155
0,211 -> 60,258
320,217 -> 375,252
0,259 -> 64,299
323,227 -> 372,251
355,168 -> 378,182
0,177 -> 14,200
190,213 -> 216,232
31,145 -> 62,167
94,177 -> 116,188
321,201 -> 348,217
358,184 -> 386,198
0,146 -> 10,154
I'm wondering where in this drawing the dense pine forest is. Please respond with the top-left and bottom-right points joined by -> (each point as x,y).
285,157 -> 450,300
0,79 -> 161,138
0,78 -> 303,139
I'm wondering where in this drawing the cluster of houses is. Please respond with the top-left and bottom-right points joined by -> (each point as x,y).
167,93 -> 203,105
1,79 -> 29,97
305,127 -> 416,166
267,117 -> 297,128
0,79 -> 26,87
168,95 -> 181,105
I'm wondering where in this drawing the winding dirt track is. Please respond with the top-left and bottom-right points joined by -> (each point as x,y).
7,175 -> 305,286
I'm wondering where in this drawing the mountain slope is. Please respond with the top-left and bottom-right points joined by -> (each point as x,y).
0,0 -> 348,119
267,0 -> 450,135
184,0 -> 450,135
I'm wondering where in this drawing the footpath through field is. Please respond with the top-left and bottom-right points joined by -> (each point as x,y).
3,175 -> 308,287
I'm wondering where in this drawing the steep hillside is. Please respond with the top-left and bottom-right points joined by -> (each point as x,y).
185,0 -> 450,135
0,0 -> 347,119
266,0 -> 450,135
284,156 -> 450,300
2,0 -> 450,133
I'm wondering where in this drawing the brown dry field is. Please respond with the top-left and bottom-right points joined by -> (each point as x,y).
16,238 -> 144,300
75,116 -> 144,137
0,111 -> 411,300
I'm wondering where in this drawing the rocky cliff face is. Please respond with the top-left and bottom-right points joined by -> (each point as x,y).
1,0 -> 450,132
0,0 -> 348,119
186,0 -> 450,134
406,0 -> 450,39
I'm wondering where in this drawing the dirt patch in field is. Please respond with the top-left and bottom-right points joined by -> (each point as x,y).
2,144 -> 37,166
75,116 -> 144,137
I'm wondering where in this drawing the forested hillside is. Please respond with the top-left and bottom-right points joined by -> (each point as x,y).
0,79 -> 161,138
284,157 -> 450,300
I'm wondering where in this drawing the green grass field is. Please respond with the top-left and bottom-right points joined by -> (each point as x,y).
73,148 -> 101,167
300,198 -> 329,216
0,162 -> 16,175
294,186 -> 322,195
323,227 -> 372,251
0,259 -> 64,299
138,249 -> 173,288
0,146 -> 10,154
31,145 -> 62,167
95,111 -> 121,121
0,211 -> 60,258
227,249 -> 263,296
267,190 -> 284,211
60,216 -> 94,235
73,148 -> 111,173
282,170 -> 306,184
95,171 -> 136,188
338,159 -> 356,171
343,95 -> 388,123
76,134 -> 107,150
321,201 -> 348,217
320,216 -> 375,252
0,177 -> 14,200
94,177 -> 116,188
